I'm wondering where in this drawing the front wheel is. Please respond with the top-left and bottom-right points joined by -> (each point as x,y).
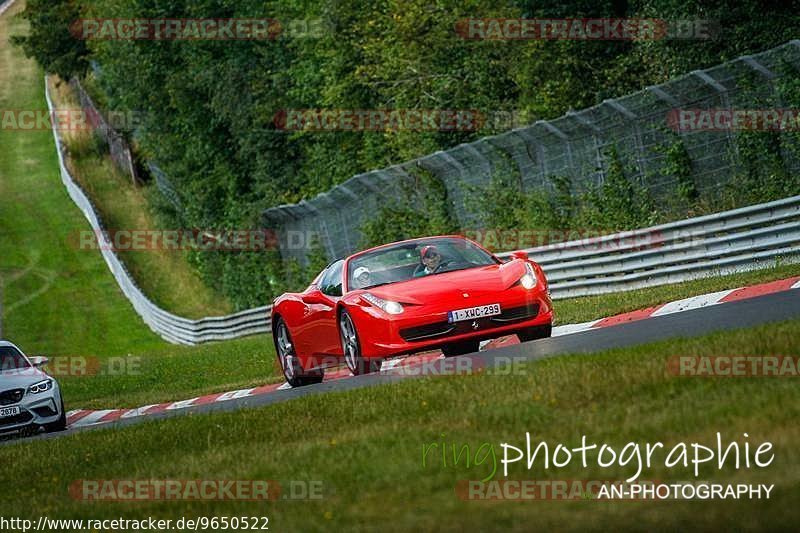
517,324 -> 552,343
340,310 -> 382,375
274,317 -> 324,387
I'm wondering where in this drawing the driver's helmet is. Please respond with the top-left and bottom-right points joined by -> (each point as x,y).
353,266 -> 371,287
420,245 -> 441,262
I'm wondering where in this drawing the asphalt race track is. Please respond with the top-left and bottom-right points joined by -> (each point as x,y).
6,289 -> 799,446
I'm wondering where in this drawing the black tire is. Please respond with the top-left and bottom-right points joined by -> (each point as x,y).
517,323 -> 552,343
339,310 -> 382,375
441,339 -> 480,357
273,317 -> 324,387
44,395 -> 67,432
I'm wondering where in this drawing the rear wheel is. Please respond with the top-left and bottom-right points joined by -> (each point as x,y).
274,317 -> 324,387
441,339 -> 480,357
517,324 -> 552,343
340,310 -> 382,375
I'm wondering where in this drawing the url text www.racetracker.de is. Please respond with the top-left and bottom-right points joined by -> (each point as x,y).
0,516 -> 270,532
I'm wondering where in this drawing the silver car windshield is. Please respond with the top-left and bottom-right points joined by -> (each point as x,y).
348,237 -> 499,290
0,346 -> 30,372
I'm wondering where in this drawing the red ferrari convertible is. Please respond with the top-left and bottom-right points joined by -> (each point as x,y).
271,236 -> 553,386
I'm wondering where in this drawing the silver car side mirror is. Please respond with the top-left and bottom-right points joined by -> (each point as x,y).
28,356 -> 49,368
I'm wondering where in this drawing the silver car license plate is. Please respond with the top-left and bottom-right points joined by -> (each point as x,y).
0,405 -> 21,418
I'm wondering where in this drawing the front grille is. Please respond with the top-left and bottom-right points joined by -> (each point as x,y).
491,303 -> 540,323
0,389 -> 24,406
0,411 -> 33,428
400,304 -> 540,342
400,322 -> 456,342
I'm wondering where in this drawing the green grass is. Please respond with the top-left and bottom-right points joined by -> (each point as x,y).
49,79 -> 233,319
0,2 -> 163,357
2,319 -> 798,531
56,258 -> 797,411
0,1 -> 279,410
1,0 -> 798,423
54,335 -> 282,411
2,5 -> 798,528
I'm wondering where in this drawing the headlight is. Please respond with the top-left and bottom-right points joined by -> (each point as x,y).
519,263 -> 537,290
362,292 -> 404,315
27,379 -> 53,395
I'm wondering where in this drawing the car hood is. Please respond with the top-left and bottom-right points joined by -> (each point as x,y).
0,367 -> 49,389
366,260 -> 526,304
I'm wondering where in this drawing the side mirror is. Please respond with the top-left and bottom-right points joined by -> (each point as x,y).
510,250 -> 528,261
29,356 -> 49,368
302,288 -> 329,305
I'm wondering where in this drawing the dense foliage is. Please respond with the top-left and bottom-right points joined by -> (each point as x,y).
14,0 -> 800,308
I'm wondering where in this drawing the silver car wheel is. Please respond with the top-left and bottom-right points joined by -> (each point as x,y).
276,321 -> 295,380
340,313 -> 359,372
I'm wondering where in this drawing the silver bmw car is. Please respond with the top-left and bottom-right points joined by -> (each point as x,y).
0,340 -> 66,435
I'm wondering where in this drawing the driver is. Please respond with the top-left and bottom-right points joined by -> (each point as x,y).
414,245 -> 443,277
353,266 -> 371,288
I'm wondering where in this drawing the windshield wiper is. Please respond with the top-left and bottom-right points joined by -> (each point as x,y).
362,281 -> 398,290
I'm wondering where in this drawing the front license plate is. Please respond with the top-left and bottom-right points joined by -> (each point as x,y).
448,303 -> 501,323
0,406 -> 20,418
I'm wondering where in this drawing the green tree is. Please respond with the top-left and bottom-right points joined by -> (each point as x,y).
11,0 -> 89,79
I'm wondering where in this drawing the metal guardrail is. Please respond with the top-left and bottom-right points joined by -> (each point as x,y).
497,195 -> 800,298
45,77 -> 799,345
45,79 -> 272,345
0,0 -> 17,17
262,40 -> 800,266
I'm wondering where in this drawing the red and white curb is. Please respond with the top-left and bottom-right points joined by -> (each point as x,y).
66,276 -> 800,429
551,276 -> 800,336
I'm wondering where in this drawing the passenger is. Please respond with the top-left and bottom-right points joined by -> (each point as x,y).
353,266 -> 371,288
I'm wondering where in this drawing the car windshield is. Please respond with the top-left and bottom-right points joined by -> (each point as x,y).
347,237 -> 499,290
0,346 -> 30,372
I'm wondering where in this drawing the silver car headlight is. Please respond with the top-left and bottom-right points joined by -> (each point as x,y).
519,263 -> 538,290
362,292 -> 404,314
27,379 -> 53,395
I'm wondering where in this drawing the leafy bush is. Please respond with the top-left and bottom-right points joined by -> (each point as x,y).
15,0 -> 800,306
664,140 -> 699,206
360,169 -> 459,249
578,146 -> 657,230
64,129 -> 108,160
